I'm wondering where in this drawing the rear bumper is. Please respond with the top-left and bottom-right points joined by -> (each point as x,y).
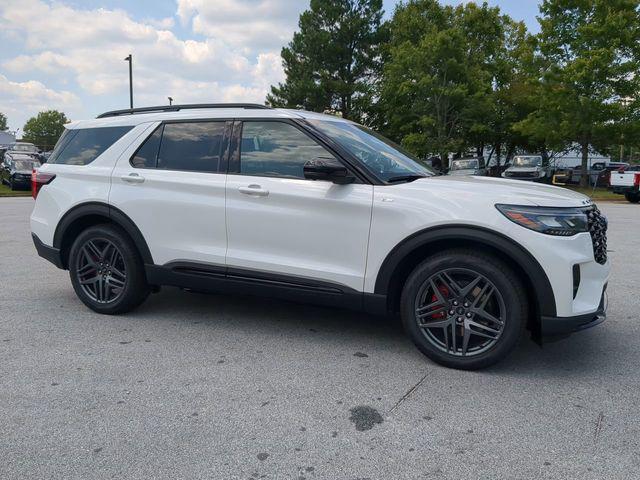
541,287 -> 607,339
611,185 -> 639,195
32,233 -> 64,269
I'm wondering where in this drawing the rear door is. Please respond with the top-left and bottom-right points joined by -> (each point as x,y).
224,120 -> 373,292
110,120 -> 231,267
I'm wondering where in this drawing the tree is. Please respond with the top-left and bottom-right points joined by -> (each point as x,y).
267,0 -> 386,121
520,0 -> 640,186
378,0 -> 467,164
379,1 -> 523,166
22,110 -> 69,150
0,112 -> 7,131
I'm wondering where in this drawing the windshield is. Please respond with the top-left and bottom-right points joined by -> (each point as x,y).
12,144 -> 37,153
14,160 -> 36,170
451,159 -> 479,170
307,120 -> 434,181
512,156 -> 542,167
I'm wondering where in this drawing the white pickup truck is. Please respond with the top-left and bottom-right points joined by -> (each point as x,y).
610,165 -> 640,203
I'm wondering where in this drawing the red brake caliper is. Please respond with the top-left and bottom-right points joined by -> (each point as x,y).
429,285 -> 450,319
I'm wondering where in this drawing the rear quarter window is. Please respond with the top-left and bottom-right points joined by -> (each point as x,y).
49,126 -> 132,165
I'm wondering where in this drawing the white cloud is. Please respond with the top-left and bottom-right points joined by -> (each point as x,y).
176,0 -> 304,52
0,0 -> 299,130
0,74 -> 81,131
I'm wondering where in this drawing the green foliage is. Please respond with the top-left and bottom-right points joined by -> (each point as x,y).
0,112 -> 7,131
269,0 -> 640,173
377,1 -> 539,165
517,0 -> 640,185
267,0 -> 387,121
22,110 -> 69,150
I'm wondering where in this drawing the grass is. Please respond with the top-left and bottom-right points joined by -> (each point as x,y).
0,183 -> 31,197
561,185 -> 624,201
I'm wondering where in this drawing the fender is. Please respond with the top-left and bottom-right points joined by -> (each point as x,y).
53,202 -> 153,267
374,225 -> 557,318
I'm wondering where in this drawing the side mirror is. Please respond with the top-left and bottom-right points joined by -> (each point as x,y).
303,157 -> 354,185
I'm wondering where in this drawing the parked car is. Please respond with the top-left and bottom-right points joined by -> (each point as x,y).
31,103 -> 610,370
502,155 -> 549,181
568,161 -> 629,186
609,165 -> 640,203
39,151 -> 53,163
448,157 -> 488,176
1,153 -> 39,190
6,142 -> 39,155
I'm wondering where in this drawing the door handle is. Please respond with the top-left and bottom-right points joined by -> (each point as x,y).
238,184 -> 269,197
121,173 -> 145,184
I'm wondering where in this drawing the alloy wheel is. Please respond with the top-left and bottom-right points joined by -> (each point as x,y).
414,268 -> 506,357
75,238 -> 127,304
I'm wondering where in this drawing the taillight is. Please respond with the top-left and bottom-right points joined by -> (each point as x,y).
32,168 -> 56,199
635,173 -> 640,187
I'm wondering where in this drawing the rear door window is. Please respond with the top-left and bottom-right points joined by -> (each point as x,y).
131,125 -> 163,168
156,122 -> 226,173
49,126 -> 132,165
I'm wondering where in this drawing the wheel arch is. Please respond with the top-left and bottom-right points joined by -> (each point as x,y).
374,225 -> 557,337
53,202 -> 153,269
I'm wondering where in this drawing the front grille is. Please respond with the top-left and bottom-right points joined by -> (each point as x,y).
586,205 -> 608,265
505,171 -> 537,178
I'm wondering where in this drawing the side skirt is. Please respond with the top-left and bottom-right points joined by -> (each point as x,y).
145,263 -> 388,315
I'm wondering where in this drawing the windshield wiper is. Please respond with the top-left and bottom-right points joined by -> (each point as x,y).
386,174 -> 427,183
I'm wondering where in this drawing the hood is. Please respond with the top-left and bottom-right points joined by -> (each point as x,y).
408,175 -> 591,207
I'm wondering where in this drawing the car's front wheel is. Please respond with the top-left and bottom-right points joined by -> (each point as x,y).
68,224 -> 150,314
401,249 -> 527,370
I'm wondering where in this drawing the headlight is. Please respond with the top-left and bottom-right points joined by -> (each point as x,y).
496,204 -> 588,236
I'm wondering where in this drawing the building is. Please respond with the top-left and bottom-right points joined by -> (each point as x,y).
0,131 -> 16,147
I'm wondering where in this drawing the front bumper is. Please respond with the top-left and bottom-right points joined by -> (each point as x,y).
11,175 -> 31,186
541,286 -> 607,338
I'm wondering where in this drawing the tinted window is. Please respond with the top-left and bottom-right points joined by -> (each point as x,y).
50,127 -> 132,165
240,122 -> 333,179
307,120 -> 434,181
157,122 -> 225,172
131,125 -> 162,168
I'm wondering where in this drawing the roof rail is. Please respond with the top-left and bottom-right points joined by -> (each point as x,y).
96,103 -> 271,119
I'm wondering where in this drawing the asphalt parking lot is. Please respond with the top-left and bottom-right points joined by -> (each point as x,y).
1,197 -> 639,479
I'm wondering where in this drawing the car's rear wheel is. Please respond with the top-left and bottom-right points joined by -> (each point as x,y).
625,192 -> 640,203
401,249 -> 527,370
68,224 -> 150,314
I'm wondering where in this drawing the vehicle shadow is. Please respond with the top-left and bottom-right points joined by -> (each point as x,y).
134,286 -> 622,379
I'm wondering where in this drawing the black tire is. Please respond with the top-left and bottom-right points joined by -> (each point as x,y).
9,177 -> 14,190
625,192 -> 640,203
68,224 -> 150,314
400,249 -> 527,370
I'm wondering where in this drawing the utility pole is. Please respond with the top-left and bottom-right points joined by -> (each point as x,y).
168,96 -> 173,106
620,137 -> 624,162
124,54 -> 133,109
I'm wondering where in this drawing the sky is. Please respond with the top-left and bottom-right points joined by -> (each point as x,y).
0,0 -> 542,133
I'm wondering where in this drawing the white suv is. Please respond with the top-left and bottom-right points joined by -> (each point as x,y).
30,104 -> 610,369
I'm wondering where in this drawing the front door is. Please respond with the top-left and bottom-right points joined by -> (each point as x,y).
225,120 -> 373,292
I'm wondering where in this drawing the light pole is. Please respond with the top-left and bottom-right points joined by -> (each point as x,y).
168,96 -> 173,106
124,54 -> 133,109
